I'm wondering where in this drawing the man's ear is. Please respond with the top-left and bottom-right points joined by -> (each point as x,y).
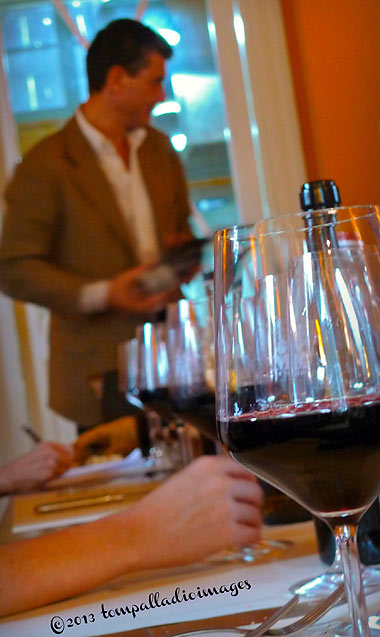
105,65 -> 130,91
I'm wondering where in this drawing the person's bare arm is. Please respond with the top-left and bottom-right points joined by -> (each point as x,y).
0,456 -> 263,617
0,442 -> 73,495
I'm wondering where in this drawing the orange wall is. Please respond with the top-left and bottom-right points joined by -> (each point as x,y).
281,0 -> 380,206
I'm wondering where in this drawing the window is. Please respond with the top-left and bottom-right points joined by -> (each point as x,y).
0,0 -> 239,238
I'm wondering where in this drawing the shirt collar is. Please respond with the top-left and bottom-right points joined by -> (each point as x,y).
75,107 -> 147,157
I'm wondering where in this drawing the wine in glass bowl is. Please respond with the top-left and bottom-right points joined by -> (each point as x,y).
224,400 -> 380,525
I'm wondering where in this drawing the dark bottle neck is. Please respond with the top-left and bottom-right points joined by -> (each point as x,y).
302,209 -> 339,253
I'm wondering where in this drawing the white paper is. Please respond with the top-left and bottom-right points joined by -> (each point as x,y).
46,449 -> 151,489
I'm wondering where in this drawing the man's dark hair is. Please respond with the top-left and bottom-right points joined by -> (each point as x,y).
86,18 -> 173,92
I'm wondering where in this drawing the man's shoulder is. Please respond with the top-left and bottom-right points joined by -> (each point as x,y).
20,117 -> 77,165
5,118 -> 80,193
144,125 -> 172,149
142,126 -> 182,169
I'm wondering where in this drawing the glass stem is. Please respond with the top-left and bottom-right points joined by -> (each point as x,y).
335,524 -> 370,637
328,535 -> 343,573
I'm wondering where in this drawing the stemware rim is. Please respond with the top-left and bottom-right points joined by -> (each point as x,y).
135,320 -> 167,334
167,295 -> 211,312
214,204 -> 380,242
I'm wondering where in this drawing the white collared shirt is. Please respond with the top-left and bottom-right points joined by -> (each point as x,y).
75,108 -> 161,312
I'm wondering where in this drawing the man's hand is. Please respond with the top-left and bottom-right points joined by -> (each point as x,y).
124,455 -> 263,569
74,417 -> 138,464
0,442 -> 73,494
107,263 -> 178,315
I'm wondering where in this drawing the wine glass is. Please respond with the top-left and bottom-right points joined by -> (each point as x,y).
167,296 -> 288,562
214,205 -> 380,636
135,321 -> 185,470
117,335 -> 159,461
135,322 -> 172,421
166,297 -> 217,444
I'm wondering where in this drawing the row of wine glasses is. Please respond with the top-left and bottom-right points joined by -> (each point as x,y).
123,294 -> 218,447
120,305 -> 216,471
214,205 -> 380,636
120,293 -> 290,563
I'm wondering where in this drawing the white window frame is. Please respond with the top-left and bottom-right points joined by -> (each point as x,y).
207,0 -> 307,223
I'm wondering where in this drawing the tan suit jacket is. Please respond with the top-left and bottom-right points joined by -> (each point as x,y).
0,118 -> 192,425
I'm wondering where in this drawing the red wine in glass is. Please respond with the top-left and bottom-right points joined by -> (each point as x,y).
138,387 -> 174,422
221,399 -> 380,525
171,388 -> 217,441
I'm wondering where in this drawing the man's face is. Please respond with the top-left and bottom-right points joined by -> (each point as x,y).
115,52 -> 166,128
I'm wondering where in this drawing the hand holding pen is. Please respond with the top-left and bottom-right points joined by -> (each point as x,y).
0,432 -> 73,495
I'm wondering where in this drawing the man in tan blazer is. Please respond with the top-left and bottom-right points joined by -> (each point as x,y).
0,19 -> 193,427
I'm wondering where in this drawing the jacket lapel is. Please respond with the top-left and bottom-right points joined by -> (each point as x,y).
61,117 -> 137,257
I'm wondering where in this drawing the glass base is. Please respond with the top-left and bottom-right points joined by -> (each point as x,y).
290,566 -> 380,600
334,612 -> 380,636
207,539 -> 289,564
